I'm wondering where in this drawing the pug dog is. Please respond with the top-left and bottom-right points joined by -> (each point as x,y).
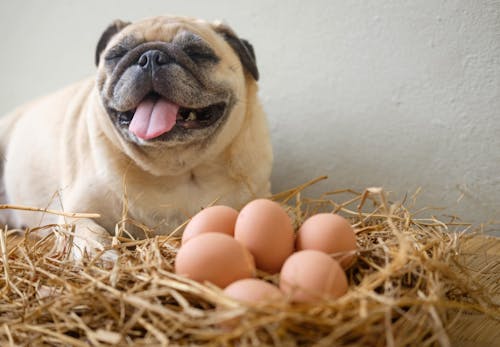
0,16 -> 272,260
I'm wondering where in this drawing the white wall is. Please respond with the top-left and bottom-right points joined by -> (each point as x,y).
0,1 -> 498,232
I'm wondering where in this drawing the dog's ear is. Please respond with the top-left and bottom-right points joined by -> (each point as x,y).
95,20 -> 130,66
213,23 -> 259,81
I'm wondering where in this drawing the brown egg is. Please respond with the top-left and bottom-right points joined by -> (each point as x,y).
234,199 -> 294,273
224,278 -> 284,304
219,279 -> 284,329
182,205 -> 238,245
279,250 -> 348,303
175,233 -> 255,288
296,213 -> 357,269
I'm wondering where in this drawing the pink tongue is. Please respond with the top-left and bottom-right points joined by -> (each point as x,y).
129,97 -> 179,140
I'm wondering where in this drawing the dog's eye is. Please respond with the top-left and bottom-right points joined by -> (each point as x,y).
184,45 -> 219,64
105,46 -> 128,62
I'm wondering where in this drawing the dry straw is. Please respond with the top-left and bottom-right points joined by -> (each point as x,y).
0,177 -> 498,346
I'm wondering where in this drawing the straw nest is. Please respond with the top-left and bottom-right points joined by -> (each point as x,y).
0,177 -> 498,346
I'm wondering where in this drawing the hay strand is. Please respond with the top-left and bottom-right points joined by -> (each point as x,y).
0,204 -> 100,219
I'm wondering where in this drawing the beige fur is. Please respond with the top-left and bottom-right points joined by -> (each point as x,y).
0,16 -> 272,260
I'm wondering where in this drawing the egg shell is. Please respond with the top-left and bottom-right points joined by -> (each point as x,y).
296,213 -> 357,269
224,278 -> 284,304
182,205 -> 238,245
175,232 -> 256,288
220,279 -> 284,329
279,250 -> 348,303
234,199 -> 294,273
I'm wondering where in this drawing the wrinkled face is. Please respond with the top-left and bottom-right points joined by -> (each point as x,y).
95,16 -> 258,148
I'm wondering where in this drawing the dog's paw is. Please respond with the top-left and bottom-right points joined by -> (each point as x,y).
56,218 -> 118,265
71,237 -> 119,265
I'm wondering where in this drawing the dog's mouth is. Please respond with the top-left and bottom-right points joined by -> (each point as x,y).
116,93 -> 227,140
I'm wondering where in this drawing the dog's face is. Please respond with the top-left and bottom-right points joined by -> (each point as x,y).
95,16 -> 259,153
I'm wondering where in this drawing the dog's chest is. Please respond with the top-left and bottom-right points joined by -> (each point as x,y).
123,167 -> 247,236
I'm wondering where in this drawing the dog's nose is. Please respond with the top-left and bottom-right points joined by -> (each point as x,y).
137,50 -> 169,69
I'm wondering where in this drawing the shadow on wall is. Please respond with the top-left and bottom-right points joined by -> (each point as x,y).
270,118 -> 500,235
